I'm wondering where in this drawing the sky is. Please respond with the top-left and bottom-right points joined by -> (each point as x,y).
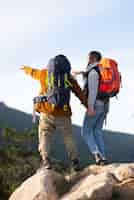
0,0 -> 134,133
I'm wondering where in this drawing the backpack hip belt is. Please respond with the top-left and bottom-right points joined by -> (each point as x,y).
32,95 -> 48,123
33,96 -> 48,104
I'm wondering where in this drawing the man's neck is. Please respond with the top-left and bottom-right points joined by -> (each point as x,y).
89,62 -> 98,66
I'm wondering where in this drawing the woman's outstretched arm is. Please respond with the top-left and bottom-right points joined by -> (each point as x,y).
21,65 -> 41,80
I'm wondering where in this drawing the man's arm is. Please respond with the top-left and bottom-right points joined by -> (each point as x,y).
88,70 -> 99,111
21,65 -> 41,80
70,76 -> 88,108
72,71 -> 85,76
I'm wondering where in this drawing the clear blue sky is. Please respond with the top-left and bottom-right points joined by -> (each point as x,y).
0,0 -> 134,133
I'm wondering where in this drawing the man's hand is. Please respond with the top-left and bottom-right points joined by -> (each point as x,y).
87,107 -> 96,116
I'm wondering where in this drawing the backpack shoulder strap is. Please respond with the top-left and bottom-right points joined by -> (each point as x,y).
85,66 -> 100,77
92,66 -> 100,75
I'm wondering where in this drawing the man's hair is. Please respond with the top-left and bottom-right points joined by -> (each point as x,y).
89,51 -> 102,62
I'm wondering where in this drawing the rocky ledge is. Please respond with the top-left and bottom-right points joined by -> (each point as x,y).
9,163 -> 134,200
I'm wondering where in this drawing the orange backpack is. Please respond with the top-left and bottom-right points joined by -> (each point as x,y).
96,58 -> 121,99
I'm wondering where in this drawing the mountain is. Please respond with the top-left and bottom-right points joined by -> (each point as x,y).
0,102 -> 134,164
0,102 -> 33,131
52,127 -> 134,165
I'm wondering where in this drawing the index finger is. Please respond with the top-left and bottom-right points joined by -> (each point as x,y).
20,65 -> 25,70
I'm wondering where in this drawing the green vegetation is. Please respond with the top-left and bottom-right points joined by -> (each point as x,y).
0,127 -> 40,199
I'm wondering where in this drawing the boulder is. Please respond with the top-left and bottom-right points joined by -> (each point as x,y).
62,172 -> 116,200
9,168 -> 68,200
113,178 -> 134,200
113,164 -> 134,182
71,163 -> 134,183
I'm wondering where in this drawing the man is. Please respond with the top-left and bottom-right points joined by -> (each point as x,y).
73,51 -> 109,165
82,51 -> 109,165
21,55 -> 87,170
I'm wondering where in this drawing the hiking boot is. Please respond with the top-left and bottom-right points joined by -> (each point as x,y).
94,153 -> 108,166
94,153 -> 102,164
98,159 -> 108,166
72,158 -> 80,171
42,157 -> 52,170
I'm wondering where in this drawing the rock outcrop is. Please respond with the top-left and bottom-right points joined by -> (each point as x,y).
9,163 -> 134,200
62,172 -> 116,200
9,169 -> 69,200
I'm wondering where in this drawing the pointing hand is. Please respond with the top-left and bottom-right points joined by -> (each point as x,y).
20,65 -> 32,75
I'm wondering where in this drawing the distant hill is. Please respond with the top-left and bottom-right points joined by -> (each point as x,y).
0,102 -> 33,131
0,102 -> 134,164
52,127 -> 134,165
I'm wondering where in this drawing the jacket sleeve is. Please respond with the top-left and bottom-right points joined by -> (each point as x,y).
88,70 -> 99,109
22,66 -> 41,80
70,76 -> 88,108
